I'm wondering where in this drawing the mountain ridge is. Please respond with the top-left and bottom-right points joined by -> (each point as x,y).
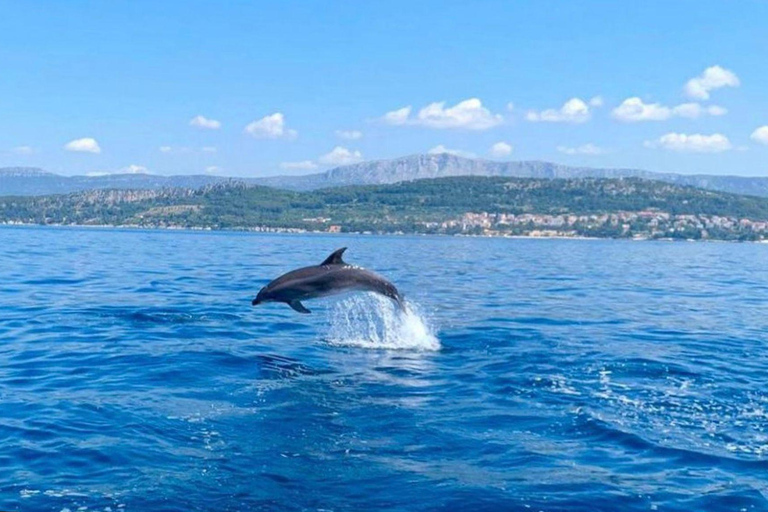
1,154 -> 767,197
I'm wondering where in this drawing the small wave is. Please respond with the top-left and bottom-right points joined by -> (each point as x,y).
254,353 -> 326,379
325,294 -> 440,351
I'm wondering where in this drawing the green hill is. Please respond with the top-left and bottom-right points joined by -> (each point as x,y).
2,176 -> 768,240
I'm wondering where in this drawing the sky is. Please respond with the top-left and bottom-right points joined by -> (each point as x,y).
0,0 -> 767,177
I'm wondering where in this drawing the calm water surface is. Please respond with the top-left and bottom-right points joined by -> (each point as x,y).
1,226 -> 767,511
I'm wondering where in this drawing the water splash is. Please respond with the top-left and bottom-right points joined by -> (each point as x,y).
325,293 -> 440,351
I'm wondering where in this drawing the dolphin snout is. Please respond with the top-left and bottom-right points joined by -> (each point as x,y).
252,286 -> 268,306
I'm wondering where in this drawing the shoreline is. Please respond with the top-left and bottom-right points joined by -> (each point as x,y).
2,221 -> 765,244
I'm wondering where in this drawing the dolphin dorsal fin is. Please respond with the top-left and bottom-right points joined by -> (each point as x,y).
320,247 -> 347,266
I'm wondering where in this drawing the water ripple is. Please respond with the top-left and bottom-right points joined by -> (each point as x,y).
1,227 -> 768,511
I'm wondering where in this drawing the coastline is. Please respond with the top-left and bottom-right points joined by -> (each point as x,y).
2,221 -> 764,243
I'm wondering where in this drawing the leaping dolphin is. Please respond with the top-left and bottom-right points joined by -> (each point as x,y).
252,248 -> 404,314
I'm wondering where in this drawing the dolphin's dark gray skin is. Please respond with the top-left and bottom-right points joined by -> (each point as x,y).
252,248 -> 404,314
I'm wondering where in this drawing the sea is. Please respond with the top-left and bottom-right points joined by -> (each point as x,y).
1,226 -> 767,511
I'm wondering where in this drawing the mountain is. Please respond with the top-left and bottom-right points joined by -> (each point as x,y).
255,154 -> 645,190
3,176 -> 768,241
0,169 -> 224,196
254,154 -> 768,196
2,154 -> 768,197
0,167 -> 56,177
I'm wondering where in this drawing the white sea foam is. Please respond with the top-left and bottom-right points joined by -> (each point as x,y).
326,293 -> 440,351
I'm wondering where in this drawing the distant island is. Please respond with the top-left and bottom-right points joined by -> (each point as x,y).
2,176 -> 768,241
3,153 -> 768,197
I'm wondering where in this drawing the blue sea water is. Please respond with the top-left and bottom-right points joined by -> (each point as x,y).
1,226 -> 768,512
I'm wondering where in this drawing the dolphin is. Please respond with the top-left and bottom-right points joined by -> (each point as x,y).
252,247 -> 404,314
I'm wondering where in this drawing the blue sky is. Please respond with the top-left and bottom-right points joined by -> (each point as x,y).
1,0 -> 767,177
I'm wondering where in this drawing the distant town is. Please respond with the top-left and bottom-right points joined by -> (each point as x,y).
3,175 -> 768,242
441,211 -> 768,240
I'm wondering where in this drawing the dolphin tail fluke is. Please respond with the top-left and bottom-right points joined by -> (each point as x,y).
393,294 -> 407,313
288,300 -> 311,314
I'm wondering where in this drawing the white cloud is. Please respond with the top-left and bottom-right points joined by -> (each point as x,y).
506,102 -> 515,112
383,98 -> 502,130
158,146 -> 194,154
489,141 -> 513,158
707,105 -> 728,116
613,97 -> 728,122
189,115 -> 221,129
280,160 -> 319,171
122,164 -> 149,174
589,96 -> 604,108
64,137 -> 101,154
671,103 -> 702,119
671,102 -> 728,119
526,98 -> 591,123
645,133 -> 732,153
244,113 -> 297,139
612,97 -> 671,122
12,145 -> 34,155
684,65 -> 740,100
205,166 -> 222,174
417,98 -> 502,129
382,106 -> 412,125
557,143 -> 605,155
428,145 -> 476,158
335,129 -> 363,140
88,167 -> 153,176
751,126 -> 768,145
318,146 -> 363,166
201,146 -> 217,153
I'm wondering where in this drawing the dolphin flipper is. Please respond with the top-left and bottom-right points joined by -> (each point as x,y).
288,300 -> 311,314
